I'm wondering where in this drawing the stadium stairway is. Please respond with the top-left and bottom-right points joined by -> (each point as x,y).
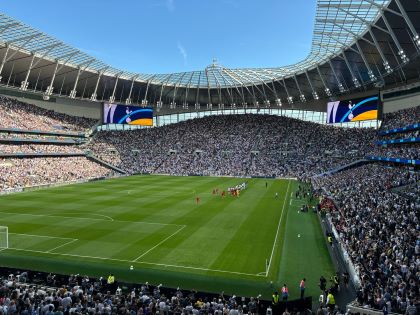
85,153 -> 127,174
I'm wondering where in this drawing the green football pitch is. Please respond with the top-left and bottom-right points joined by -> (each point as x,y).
0,175 -> 334,299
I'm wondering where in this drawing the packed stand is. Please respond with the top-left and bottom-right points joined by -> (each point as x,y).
0,271 -> 272,315
0,144 -> 85,155
89,114 -> 377,178
0,95 -> 96,133
0,132 -> 86,142
372,143 -> 420,160
380,129 -> 419,141
312,163 -> 419,313
0,157 -> 111,191
380,105 -> 420,131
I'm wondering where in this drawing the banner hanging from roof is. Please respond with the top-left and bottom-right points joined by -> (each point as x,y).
103,103 -> 153,126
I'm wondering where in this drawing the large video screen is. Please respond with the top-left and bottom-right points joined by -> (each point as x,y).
326,95 -> 379,124
103,103 -> 153,126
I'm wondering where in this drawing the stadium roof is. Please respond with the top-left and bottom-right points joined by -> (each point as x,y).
0,0 -> 419,108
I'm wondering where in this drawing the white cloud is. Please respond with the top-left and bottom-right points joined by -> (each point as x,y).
177,42 -> 187,65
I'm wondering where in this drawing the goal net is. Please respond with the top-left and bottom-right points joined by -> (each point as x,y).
0,226 -> 8,249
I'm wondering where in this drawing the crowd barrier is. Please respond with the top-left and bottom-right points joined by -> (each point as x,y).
346,301 -> 401,315
324,214 -> 361,288
365,156 -> 420,165
379,123 -> 420,136
0,127 -> 86,137
376,137 -> 420,145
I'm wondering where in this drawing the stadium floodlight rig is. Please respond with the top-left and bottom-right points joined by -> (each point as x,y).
0,0 -> 419,109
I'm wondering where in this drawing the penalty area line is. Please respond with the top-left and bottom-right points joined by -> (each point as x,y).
138,260 -> 266,277
132,225 -> 187,262
46,239 -> 79,253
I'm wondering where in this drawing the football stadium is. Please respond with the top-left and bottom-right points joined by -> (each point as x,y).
0,0 -> 419,314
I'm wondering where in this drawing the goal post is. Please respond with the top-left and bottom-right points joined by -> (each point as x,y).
0,226 -> 8,249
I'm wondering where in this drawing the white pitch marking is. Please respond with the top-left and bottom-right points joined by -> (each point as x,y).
6,247 -> 132,263
0,211 -> 183,227
4,247 -> 264,277
265,179 -> 291,277
63,212 -> 114,221
132,225 -> 187,262
138,260 -> 266,277
9,233 -> 75,240
46,239 -> 79,253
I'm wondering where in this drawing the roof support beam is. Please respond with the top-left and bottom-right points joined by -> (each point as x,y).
0,45 -> 10,81
341,52 -> 361,89
69,60 -> 95,99
109,73 -> 122,103
195,72 -> 201,108
367,29 -> 392,73
125,75 -> 138,105
328,60 -> 345,93
394,0 -> 419,45
43,61 -> 59,99
143,75 -> 156,105
281,78 -> 293,104
221,69 -> 246,105
305,70 -> 319,100
316,65 -> 332,97
293,75 -> 306,103
157,74 -> 172,107
19,54 -> 35,91
380,12 -> 408,63
90,67 -> 109,101
335,7 -> 390,36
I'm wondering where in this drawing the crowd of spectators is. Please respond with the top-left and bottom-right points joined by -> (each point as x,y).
88,114 -> 377,178
0,272 -> 271,315
0,94 -> 418,314
0,132 -> 85,142
0,96 -> 113,191
0,144 -> 85,155
0,157 -> 111,191
371,143 -> 420,160
380,130 -> 419,141
0,96 -> 96,133
312,163 -> 419,313
380,106 -> 420,131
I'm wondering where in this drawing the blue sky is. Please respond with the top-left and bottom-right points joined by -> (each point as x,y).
2,0 -> 316,74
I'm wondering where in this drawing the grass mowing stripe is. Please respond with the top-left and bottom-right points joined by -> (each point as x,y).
46,239 -> 79,253
133,225 -> 186,262
0,176 -> 333,299
266,179 -> 291,276
0,211 -> 183,227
